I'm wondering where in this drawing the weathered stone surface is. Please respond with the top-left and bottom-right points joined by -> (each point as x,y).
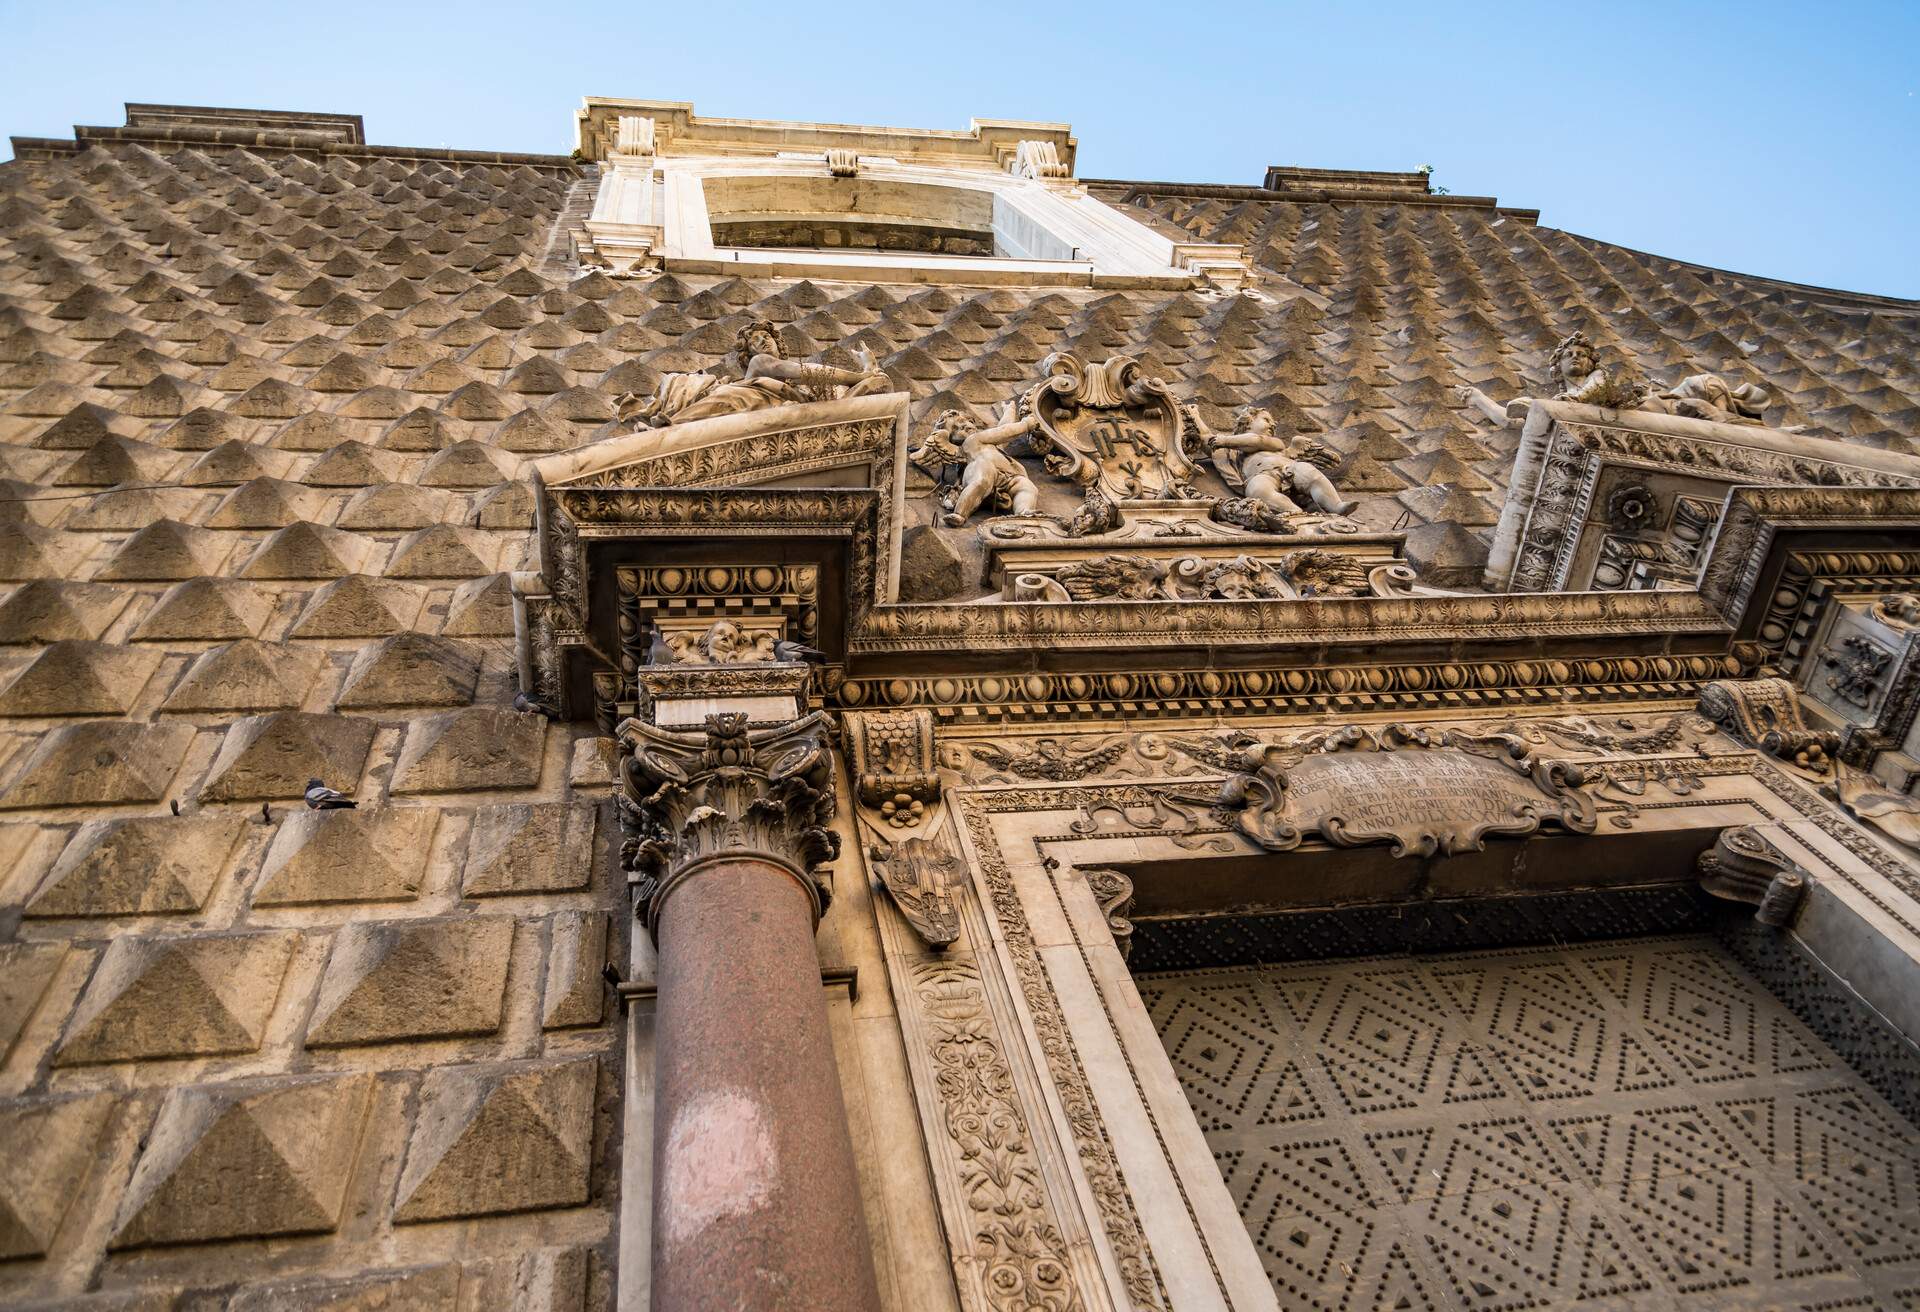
0,640 -> 161,717
162,639 -> 323,712
462,801 -> 595,895
385,524 -> 497,579
225,1264 -> 461,1311
239,521 -> 375,580
0,1092 -> 115,1258
130,576 -> 272,642
0,942 -> 65,1059
27,814 -> 245,917
253,806 -> 437,906
0,580 -> 127,644
199,711 -> 375,802
566,736 -> 616,791
56,930 -> 296,1065
110,1073 -> 373,1248
543,911 -> 608,1029
0,721 -> 194,809
391,708 -> 543,794
897,523 -> 969,602
439,571 -> 514,637
334,633 -> 480,709
393,1057 -> 596,1222
289,573 -> 427,638
94,519 -> 227,580
306,916 -> 513,1047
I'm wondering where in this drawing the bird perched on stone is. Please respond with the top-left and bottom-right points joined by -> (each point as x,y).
773,639 -> 826,663
646,624 -> 675,666
169,799 -> 181,816
513,689 -> 555,718
305,778 -> 357,810
259,802 -> 272,824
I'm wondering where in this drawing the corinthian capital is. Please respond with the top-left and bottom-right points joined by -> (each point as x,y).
618,710 -> 841,934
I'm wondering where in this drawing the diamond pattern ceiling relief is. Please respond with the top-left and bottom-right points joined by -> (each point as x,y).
1140,936 -> 1920,1310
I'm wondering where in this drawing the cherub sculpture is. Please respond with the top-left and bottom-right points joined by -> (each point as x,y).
1456,330 -> 1642,426
620,318 -> 892,428
1199,407 -> 1354,516
908,402 -> 1048,527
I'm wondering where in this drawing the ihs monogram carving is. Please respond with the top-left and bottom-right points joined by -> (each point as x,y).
618,711 -> 840,934
1167,722 -> 1596,858
1030,352 -> 1195,502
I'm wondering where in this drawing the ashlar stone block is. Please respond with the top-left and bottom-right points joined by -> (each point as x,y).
130,576 -> 271,642
0,640 -> 161,716
253,805 -> 437,906
27,814 -> 245,917
306,915 -> 513,1047
110,1072 -> 373,1248
162,639 -> 323,713
542,911 -> 608,1029
392,707 -> 543,794
226,1264 -> 461,1311
0,579 -> 128,643
439,571 -> 514,637
334,633 -> 481,709
393,1057 -> 596,1223
199,711 -> 375,802
289,573 -> 426,638
0,720 -> 194,809
0,942 -> 66,1060
463,801 -> 595,895
0,1091 -> 115,1258
56,930 -> 295,1065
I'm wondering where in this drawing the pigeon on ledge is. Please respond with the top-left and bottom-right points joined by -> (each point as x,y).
305,778 -> 357,810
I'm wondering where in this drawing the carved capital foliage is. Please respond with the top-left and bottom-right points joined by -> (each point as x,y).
869,836 -> 961,949
1697,826 -> 1809,927
1697,676 -> 1839,776
1175,722 -> 1596,858
617,710 -> 841,933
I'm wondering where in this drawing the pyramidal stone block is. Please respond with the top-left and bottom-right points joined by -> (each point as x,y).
543,911 -> 608,1030
0,1092 -> 115,1258
200,711 -> 376,802
0,721 -> 194,809
131,576 -> 271,642
463,802 -> 596,896
392,708 -> 544,794
394,1057 -> 596,1223
307,916 -> 513,1047
254,806 -> 437,906
162,639 -> 323,713
289,573 -> 427,639
439,572 -> 514,637
334,632 -> 481,709
0,580 -> 127,643
0,640 -> 161,716
56,930 -> 295,1065
111,1073 -> 372,1248
27,814 -> 245,917
226,1264 -> 461,1311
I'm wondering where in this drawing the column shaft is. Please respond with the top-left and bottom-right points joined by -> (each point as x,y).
650,858 -> 882,1312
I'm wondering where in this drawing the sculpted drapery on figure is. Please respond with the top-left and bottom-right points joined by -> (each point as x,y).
619,317 -> 892,429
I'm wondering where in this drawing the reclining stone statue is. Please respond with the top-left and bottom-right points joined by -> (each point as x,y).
620,318 -> 892,428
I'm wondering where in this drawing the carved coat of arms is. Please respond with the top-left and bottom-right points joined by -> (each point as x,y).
1027,352 -> 1196,501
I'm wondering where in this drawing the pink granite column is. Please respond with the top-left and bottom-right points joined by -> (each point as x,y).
649,859 -> 880,1312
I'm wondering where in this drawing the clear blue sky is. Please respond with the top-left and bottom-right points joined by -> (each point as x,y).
2,0 -> 1914,297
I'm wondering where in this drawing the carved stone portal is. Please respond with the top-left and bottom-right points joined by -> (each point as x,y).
1173,722 -> 1596,857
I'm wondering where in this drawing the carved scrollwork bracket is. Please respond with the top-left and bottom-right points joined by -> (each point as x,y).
1698,676 -> 1840,776
1697,826 -> 1809,927
845,708 -> 940,826
1083,868 -> 1137,959
617,710 -> 841,936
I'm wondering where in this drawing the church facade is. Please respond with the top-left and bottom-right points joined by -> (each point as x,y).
3,97 -> 1920,1311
